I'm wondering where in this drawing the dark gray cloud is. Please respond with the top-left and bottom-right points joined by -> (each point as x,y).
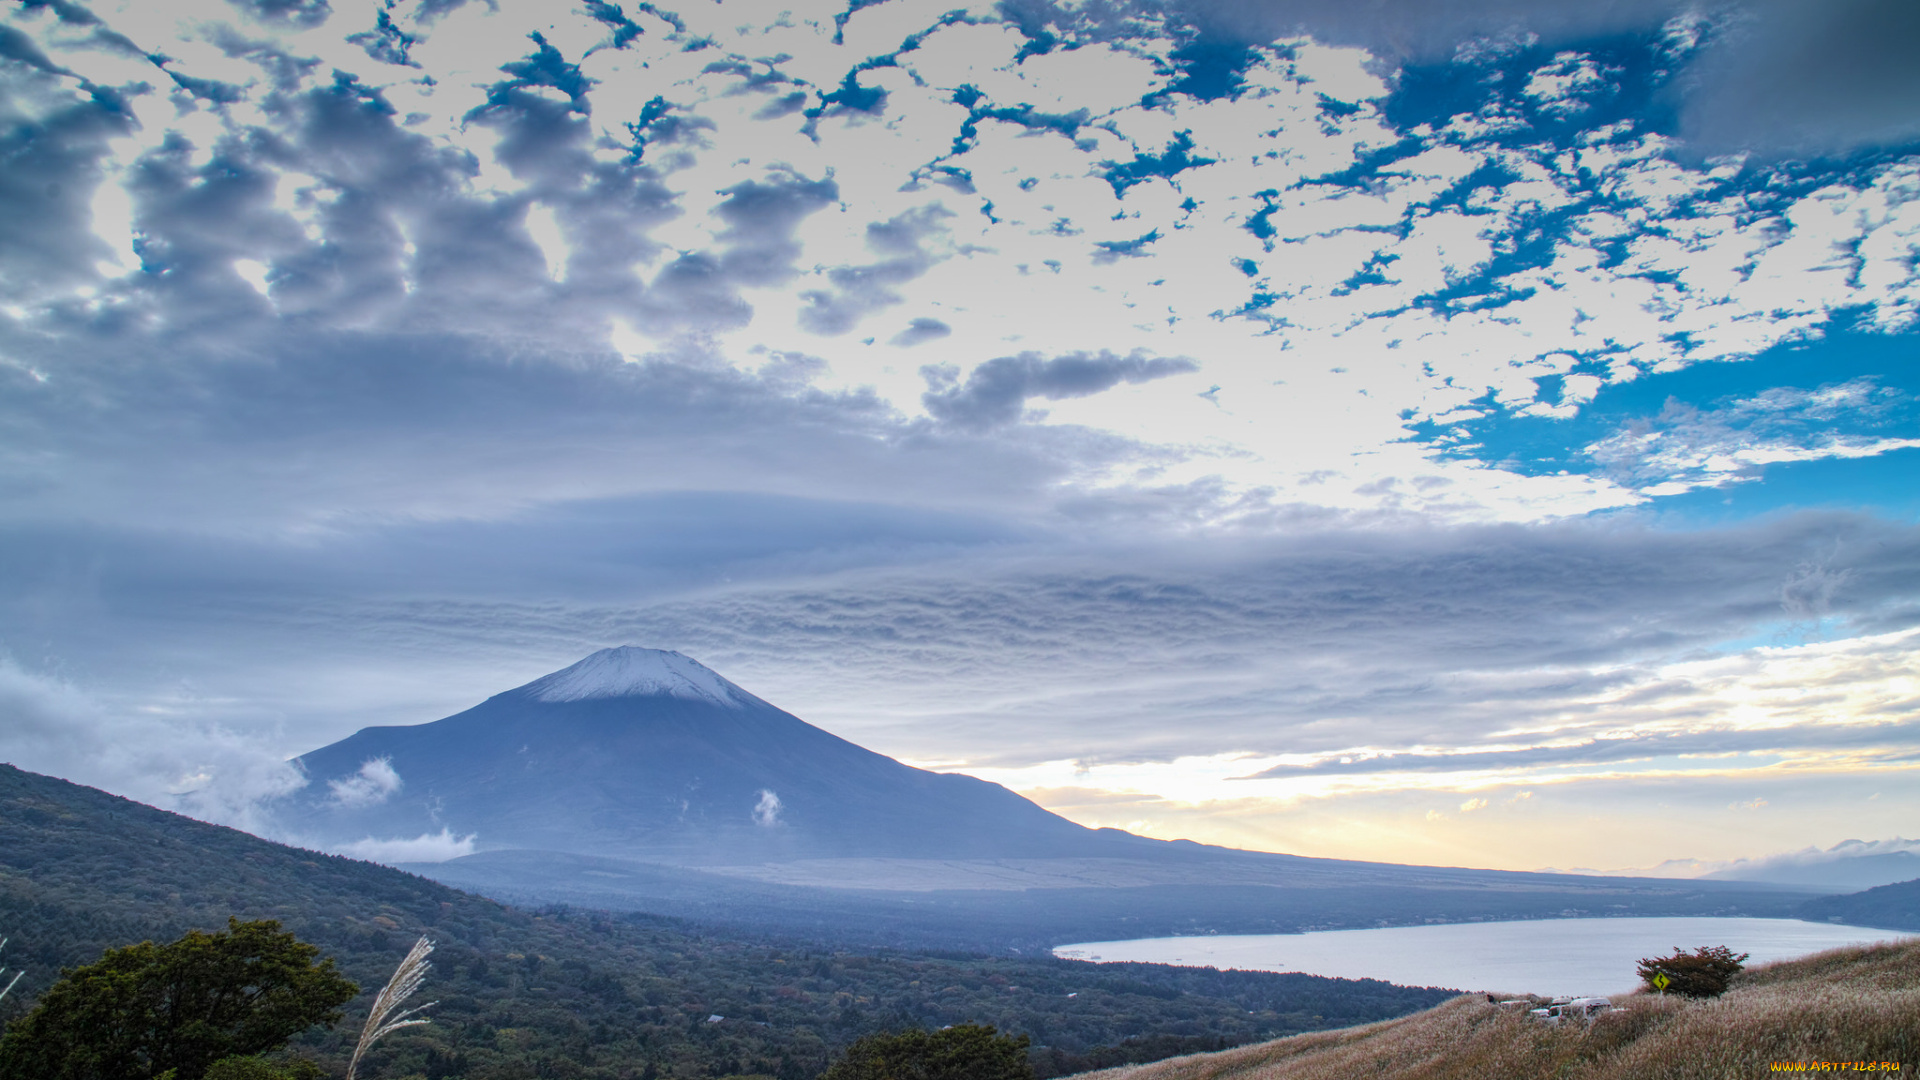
1160,0 -> 1920,154
515,512 -> 1918,766
890,317 -> 952,347
10,1 -> 145,62
796,257 -> 925,335
410,0 -> 481,22
921,350 -> 1201,430
0,324 -> 1094,531
0,66 -> 133,299
0,25 -> 829,350
15,508 -> 1904,772
797,205 -> 950,335
230,0 -> 333,30
710,170 -> 840,286
14,0 -> 108,28
1676,0 -> 1920,155
1168,0 -> 1682,55
0,22 -> 75,75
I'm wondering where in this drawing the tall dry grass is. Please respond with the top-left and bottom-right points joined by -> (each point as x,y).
1076,938 -> 1919,1080
346,935 -> 436,1080
0,936 -> 20,1001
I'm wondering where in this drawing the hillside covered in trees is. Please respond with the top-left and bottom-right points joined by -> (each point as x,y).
0,765 -> 1453,1079
1798,877 -> 1920,932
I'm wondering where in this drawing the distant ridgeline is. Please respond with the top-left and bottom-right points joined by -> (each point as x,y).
0,764 -> 1453,1080
273,648 -> 1821,949
1797,877 -> 1920,932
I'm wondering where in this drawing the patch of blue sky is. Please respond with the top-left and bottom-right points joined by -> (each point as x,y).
1709,618 -> 1847,657
1100,130 -> 1215,197
1293,136 -> 1429,198
1289,28 -> 1883,337
813,68 -> 889,116
1382,31 -> 1680,147
476,32 -> 593,115
1635,447 -> 1920,525
1330,37 -> 1712,320
1147,38 -> 1267,105
812,9 -> 971,129
1406,319 -> 1920,522
579,0 -> 646,52
831,0 -> 895,46
946,91 -> 1091,157
350,9 -> 420,68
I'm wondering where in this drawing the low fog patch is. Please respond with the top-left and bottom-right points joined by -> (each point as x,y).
327,757 -> 402,807
334,828 -> 478,864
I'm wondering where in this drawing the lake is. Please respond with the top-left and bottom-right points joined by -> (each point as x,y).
1054,917 -> 1917,997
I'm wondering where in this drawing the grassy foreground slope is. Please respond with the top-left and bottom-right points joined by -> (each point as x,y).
1076,940 -> 1920,1080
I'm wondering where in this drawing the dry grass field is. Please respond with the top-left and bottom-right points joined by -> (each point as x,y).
1075,938 -> 1920,1080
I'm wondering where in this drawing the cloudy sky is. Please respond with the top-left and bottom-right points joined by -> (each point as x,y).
3,0 -> 1918,874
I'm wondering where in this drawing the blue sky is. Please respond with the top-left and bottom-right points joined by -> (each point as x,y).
1,0 -> 1917,873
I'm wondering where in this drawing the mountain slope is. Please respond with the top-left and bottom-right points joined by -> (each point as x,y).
404,847 -> 1821,954
275,647 -> 1823,938
1798,877 -> 1920,931
278,648 -> 1126,863
1074,938 -> 1920,1080
0,763 -> 1457,1080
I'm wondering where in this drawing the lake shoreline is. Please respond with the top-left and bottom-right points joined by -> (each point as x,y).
1055,916 -> 1920,997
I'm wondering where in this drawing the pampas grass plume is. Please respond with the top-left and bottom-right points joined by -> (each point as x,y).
346,935 -> 436,1080
0,936 -> 21,1001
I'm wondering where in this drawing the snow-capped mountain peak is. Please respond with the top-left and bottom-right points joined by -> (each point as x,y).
520,647 -> 747,705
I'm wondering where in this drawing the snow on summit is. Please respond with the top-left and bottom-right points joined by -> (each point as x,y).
521,648 -> 747,705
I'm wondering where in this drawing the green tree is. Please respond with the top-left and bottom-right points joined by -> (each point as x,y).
1637,944 -> 1750,999
822,1024 -> 1033,1080
199,1057 -> 326,1080
0,918 -> 357,1080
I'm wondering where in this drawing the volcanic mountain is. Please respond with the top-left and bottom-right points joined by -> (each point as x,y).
276,647 -> 1826,945
277,646 -> 1144,864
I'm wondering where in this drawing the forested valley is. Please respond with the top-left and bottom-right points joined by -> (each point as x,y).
0,765 -> 1452,1080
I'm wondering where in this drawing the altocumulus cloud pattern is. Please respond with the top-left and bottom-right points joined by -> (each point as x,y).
2,0 -> 1919,875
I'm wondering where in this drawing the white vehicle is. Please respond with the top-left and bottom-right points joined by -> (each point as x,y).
1527,996 -> 1616,1025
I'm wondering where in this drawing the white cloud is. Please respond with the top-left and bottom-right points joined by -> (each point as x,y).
333,828 -> 477,864
753,788 -> 783,827
524,203 -> 569,282
0,657 -> 305,834
1586,378 -> 1920,493
4,0 -> 1914,528
234,259 -> 273,298
327,757 -> 402,808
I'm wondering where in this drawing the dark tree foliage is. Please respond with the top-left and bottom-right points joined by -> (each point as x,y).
1796,877 -> 1920,932
823,1024 -> 1033,1080
1637,945 -> 1750,999
0,919 -> 356,1080
1030,1033 -> 1238,1078
0,764 -> 1457,1079
199,1057 -> 326,1080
